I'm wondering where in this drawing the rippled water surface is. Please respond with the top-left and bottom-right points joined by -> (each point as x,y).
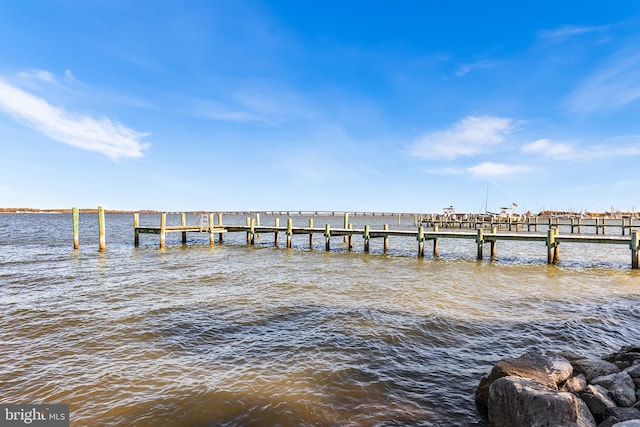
1,213 -> 640,426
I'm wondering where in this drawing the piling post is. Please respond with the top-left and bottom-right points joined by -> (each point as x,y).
160,213 -> 167,249
324,224 -> 331,251
98,206 -> 106,252
133,212 -> 140,247
249,218 -> 256,245
570,217 -> 575,234
181,213 -> 187,244
476,229 -> 484,260
490,227 -> 497,259
631,230 -> 639,269
578,217 -> 582,234
433,225 -> 439,258
343,213 -> 349,243
383,224 -> 389,253
417,225 -> 424,258
622,218 -> 626,236
73,207 -> 79,250
364,225 -> 370,253
286,218 -> 293,248
217,213 -> 224,242
309,218 -> 314,248
348,224 -> 353,251
209,213 -> 215,245
274,218 -> 280,246
398,214 -> 401,227
546,228 -> 559,264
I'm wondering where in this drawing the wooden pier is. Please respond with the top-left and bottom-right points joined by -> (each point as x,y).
133,212 -> 640,270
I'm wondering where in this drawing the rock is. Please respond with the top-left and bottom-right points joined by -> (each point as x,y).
625,365 -> 640,379
611,421 -> 640,426
591,372 -> 637,407
572,358 -> 620,381
604,347 -> 640,370
488,376 -> 596,427
605,406 -> 640,421
581,384 -> 617,422
562,374 -> 588,394
476,351 -> 573,412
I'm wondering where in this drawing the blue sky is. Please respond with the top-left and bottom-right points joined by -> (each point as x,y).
1,1 -> 640,213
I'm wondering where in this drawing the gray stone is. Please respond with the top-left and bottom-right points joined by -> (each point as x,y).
476,351 -> 573,412
592,372 -> 637,407
572,358 -> 620,381
612,421 -> 640,426
605,406 -> 640,421
562,374 -> 588,394
582,384 -> 617,421
488,376 -> 596,427
625,365 -> 640,379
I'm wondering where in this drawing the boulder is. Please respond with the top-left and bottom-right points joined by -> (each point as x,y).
604,347 -> 640,370
581,384 -> 617,421
488,376 -> 596,427
611,421 -> 640,426
591,372 -> 637,407
561,374 -> 588,394
476,351 -> 573,411
572,358 -> 620,381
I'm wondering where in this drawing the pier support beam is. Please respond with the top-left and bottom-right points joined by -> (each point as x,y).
159,213 -> 166,249
343,213 -> 349,243
324,224 -> 331,251
274,218 -> 279,246
209,213 -> 215,246
490,227 -> 497,259
364,225 -> 370,253
133,212 -> 139,247
433,226 -> 439,258
476,229 -> 484,260
348,224 -> 353,251
181,213 -> 187,244
546,228 -> 559,264
98,206 -> 106,252
417,225 -> 425,258
383,224 -> 389,253
631,231 -> 639,270
73,207 -> 79,250
286,219 -> 293,248
309,218 -> 314,248
218,213 -> 224,242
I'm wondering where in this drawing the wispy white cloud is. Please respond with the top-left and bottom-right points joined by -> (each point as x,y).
537,25 -> 609,42
565,46 -> 640,113
196,82 -> 315,125
522,136 -> 640,161
0,77 -> 150,159
410,115 -> 517,160
455,60 -> 499,77
467,162 -> 533,177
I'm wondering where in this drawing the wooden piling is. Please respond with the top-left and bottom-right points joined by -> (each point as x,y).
546,228 -> 559,264
631,231 -> 639,270
98,206 -> 106,252
133,212 -> 139,247
433,225 -> 439,257
383,224 -> 389,253
159,213 -> 166,249
348,224 -> 353,251
417,225 -> 424,258
490,227 -> 497,259
476,229 -> 483,260
343,213 -> 349,243
181,213 -> 187,244
364,225 -> 370,253
286,218 -> 293,248
209,213 -> 215,245
218,213 -> 224,242
309,218 -> 314,248
324,224 -> 331,251
73,207 -> 79,250
274,218 -> 280,246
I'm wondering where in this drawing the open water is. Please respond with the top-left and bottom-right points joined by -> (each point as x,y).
1,213 -> 640,426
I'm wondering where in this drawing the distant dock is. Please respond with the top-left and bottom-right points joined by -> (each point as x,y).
131,212 -> 640,270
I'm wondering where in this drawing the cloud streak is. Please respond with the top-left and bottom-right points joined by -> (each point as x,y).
0,77 -> 149,159
410,115 -> 517,160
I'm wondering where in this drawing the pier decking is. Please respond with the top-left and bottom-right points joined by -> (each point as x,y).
132,212 -> 640,270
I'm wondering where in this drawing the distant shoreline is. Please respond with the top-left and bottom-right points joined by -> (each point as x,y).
0,207 -> 639,218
